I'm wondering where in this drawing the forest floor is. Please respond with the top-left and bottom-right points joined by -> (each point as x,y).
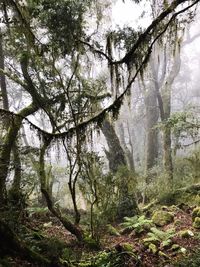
1,204 -> 200,267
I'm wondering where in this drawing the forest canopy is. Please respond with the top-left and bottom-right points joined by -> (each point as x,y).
0,0 -> 200,266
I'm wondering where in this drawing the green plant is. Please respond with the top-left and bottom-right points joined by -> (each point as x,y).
121,215 -> 153,234
143,227 -> 176,248
26,206 -> 48,217
79,249 -> 137,267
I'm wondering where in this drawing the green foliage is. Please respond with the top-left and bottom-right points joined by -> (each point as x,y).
117,194 -> 139,220
122,243 -> 135,252
29,0 -> 91,55
158,191 -> 178,205
26,206 -> 48,217
143,227 -> 176,248
121,215 -> 153,234
107,224 -> 120,236
185,149 -> 200,183
174,249 -> 200,266
115,165 -> 138,194
152,210 -> 174,226
79,152 -> 118,239
0,258 -> 12,267
115,166 -> 138,219
80,155 -> 139,240
79,249 -> 137,267
169,111 -> 200,142
83,235 -> 100,250
111,26 -> 142,52
38,237 -> 67,260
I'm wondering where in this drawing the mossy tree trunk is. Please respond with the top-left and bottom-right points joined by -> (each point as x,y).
101,117 -> 139,218
9,140 -> 23,205
160,47 -> 181,188
0,103 -> 38,206
144,85 -> 159,184
150,43 -> 181,189
0,32 -> 39,206
101,118 -> 127,173
118,122 -> 135,172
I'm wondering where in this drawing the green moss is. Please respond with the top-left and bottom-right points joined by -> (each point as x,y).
178,230 -> 194,238
171,244 -> 180,251
148,243 -> 157,254
192,207 -> 200,220
152,210 -> 174,226
122,243 -> 135,252
193,217 -> 200,229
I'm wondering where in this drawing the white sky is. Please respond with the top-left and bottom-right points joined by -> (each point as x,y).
112,0 -> 151,29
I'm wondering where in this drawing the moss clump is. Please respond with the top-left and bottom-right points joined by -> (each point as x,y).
152,210 -> 174,226
193,217 -> 200,229
148,243 -> 157,254
178,230 -> 194,238
122,243 -> 135,252
171,244 -> 180,251
192,207 -> 200,220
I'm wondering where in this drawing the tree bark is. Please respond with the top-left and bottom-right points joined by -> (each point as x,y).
161,47 -> 181,187
144,86 -> 159,183
101,118 -> 126,173
0,103 -> 38,206
0,30 -> 8,111
118,122 -> 135,171
9,141 -> 23,204
39,139 -> 84,241
0,31 -> 25,204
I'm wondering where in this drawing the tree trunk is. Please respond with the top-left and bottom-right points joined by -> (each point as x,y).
39,140 -> 84,241
163,126 -> 173,185
41,188 -> 84,242
0,30 -> 9,111
0,30 -> 24,205
68,181 -> 81,224
118,122 -> 135,172
0,103 -> 38,206
9,140 -> 23,204
101,118 -> 126,173
161,47 -> 181,188
101,118 -> 139,218
144,86 -> 159,183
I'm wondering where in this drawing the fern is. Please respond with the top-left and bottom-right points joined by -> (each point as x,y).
121,215 -> 153,233
143,227 -> 176,247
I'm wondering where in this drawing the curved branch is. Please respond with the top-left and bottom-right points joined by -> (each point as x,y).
116,0 -> 199,65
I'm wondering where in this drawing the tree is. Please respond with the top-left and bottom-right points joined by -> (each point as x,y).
0,0 -> 198,244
